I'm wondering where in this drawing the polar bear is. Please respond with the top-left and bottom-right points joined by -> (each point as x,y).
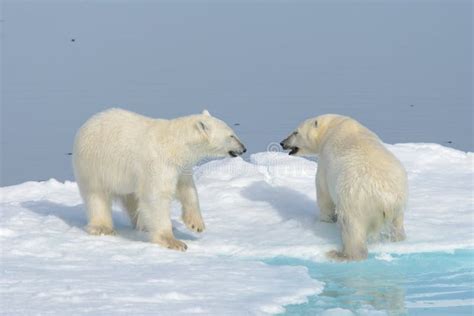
281,114 -> 407,261
73,108 -> 246,251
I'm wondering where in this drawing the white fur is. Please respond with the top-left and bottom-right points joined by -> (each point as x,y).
73,108 -> 245,251
281,114 -> 407,261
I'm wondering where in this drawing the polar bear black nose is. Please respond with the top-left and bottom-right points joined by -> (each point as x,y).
243,147 -> 247,153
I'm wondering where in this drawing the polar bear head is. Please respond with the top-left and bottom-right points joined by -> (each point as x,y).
194,110 -> 247,158
280,114 -> 347,156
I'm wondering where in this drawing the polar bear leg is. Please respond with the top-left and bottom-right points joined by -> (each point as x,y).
317,172 -> 336,223
340,219 -> 368,260
120,194 -> 141,230
391,211 -> 406,242
142,195 -> 187,251
141,173 -> 187,251
328,212 -> 368,261
177,174 -> 205,233
85,191 -> 115,236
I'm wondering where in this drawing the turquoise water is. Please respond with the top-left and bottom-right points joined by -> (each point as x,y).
267,250 -> 474,315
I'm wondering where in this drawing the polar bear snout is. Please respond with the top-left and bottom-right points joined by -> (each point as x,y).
280,133 -> 299,155
227,135 -> 247,157
229,142 -> 247,157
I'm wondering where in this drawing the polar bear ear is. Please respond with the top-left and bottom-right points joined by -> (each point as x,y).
202,109 -> 211,117
196,121 -> 209,137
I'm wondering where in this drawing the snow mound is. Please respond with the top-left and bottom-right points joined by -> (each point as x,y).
1,143 -> 472,314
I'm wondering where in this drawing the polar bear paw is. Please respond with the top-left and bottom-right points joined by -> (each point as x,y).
182,212 -> 206,233
326,249 -> 367,262
87,225 -> 116,236
153,236 -> 188,252
390,229 -> 406,242
326,250 -> 351,262
320,214 -> 337,223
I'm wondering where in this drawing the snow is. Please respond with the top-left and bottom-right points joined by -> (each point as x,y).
1,143 -> 473,314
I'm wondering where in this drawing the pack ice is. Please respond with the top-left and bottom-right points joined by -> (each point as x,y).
1,143 -> 472,314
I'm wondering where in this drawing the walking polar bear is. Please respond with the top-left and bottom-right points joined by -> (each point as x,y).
73,108 -> 246,251
281,114 -> 407,261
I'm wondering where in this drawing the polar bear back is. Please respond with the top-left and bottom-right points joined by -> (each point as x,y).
73,108 -> 165,194
319,117 -> 407,224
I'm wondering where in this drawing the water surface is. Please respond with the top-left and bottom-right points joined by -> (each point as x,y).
268,250 -> 474,315
2,1 -> 472,185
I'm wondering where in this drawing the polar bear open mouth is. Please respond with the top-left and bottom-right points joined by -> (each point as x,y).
288,147 -> 299,155
229,151 -> 240,157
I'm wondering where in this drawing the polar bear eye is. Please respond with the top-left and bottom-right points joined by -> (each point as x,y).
314,120 -> 318,127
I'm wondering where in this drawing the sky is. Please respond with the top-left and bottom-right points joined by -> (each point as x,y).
1,0 -> 472,185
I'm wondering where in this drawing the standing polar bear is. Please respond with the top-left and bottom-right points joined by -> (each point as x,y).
73,108 -> 246,251
281,114 -> 407,261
